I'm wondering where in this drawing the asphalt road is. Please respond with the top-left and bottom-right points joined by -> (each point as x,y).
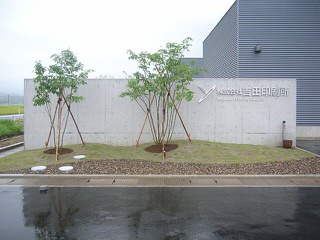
1,187 -> 320,239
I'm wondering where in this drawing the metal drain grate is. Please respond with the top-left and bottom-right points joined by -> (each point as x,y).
189,178 -> 218,186
164,178 -> 191,186
139,178 -> 165,186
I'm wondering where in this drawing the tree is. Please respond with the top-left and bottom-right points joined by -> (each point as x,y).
33,49 -> 93,160
120,37 -> 205,158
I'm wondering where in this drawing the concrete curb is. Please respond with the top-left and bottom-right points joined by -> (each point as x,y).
1,174 -> 319,187
1,174 -> 320,179
0,142 -> 24,152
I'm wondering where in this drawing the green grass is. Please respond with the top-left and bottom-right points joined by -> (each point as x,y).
0,105 -> 24,115
0,140 -> 315,172
0,119 -> 24,139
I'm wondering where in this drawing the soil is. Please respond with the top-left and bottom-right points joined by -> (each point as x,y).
144,144 -> 178,153
0,135 -> 23,148
43,148 -> 74,155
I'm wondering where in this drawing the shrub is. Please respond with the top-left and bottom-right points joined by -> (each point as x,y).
0,119 -> 23,139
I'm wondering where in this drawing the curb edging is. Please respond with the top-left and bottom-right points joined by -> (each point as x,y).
0,142 -> 24,152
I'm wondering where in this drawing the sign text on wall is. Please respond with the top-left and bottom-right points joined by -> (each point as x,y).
198,85 -> 289,103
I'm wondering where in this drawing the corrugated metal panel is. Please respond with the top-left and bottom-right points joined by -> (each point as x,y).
182,58 -> 204,78
237,0 -> 320,125
203,1 -> 238,78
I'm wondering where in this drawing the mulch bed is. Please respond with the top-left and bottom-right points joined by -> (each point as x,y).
144,144 -> 178,153
2,157 -> 320,175
43,148 -> 74,155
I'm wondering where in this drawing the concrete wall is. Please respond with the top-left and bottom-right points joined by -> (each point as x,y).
24,78 -> 296,149
297,126 -> 320,140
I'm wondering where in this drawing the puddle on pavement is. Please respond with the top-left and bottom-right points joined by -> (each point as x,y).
0,187 -> 320,239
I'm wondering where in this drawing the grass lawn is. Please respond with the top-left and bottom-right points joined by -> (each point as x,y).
0,105 -> 24,115
0,140 -> 315,172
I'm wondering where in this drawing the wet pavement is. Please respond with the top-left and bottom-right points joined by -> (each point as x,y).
1,141 -> 319,238
0,186 -> 320,239
297,140 -> 320,155
0,145 -> 23,158
0,144 -> 23,158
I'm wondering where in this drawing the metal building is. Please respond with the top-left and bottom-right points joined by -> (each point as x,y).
198,0 -> 320,139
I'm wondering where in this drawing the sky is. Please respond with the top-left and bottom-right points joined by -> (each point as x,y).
0,0 -> 235,94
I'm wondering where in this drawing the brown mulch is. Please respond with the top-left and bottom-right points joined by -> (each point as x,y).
2,157 -> 320,175
144,144 -> 178,153
43,148 -> 74,155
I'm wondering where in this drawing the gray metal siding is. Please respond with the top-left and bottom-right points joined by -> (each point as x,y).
203,2 -> 238,78
182,58 -> 204,78
237,0 -> 320,125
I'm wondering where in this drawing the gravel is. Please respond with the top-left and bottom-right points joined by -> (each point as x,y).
2,157 -> 320,175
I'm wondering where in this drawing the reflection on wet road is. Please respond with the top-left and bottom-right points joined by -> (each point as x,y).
0,187 -> 320,239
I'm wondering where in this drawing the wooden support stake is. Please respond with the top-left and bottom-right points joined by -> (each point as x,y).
136,112 -> 148,147
162,92 -> 166,160
62,95 -> 85,145
167,89 -> 191,142
55,96 -> 62,161
136,96 -> 155,147
45,101 -> 59,148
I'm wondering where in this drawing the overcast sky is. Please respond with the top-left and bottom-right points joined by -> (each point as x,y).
0,0 -> 235,94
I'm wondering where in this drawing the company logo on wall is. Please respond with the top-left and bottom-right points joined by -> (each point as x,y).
198,85 -> 289,103
198,85 -> 216,103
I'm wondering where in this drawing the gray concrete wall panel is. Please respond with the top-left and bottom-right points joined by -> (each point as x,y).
24,78 -> 296,149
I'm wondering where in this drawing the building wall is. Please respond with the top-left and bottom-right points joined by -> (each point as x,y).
237,0 -> 320,126
24,78 -> 296,150
203,1 -> 238,78
182,58 -> 204,78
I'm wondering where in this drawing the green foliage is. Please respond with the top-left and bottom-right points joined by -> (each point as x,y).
0,119 -> 23,139
121,37 -> 204,101
120,37 -> 205,144
32,49 -> 93,155
33,49 -> 93,106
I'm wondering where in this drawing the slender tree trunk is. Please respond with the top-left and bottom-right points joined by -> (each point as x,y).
136,95 -> 155,147
45,101 -> 59,148
62,95 -> 85,145
161,93 -> 166,159
167,90 -> 191,142
55,95 -> 63,161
